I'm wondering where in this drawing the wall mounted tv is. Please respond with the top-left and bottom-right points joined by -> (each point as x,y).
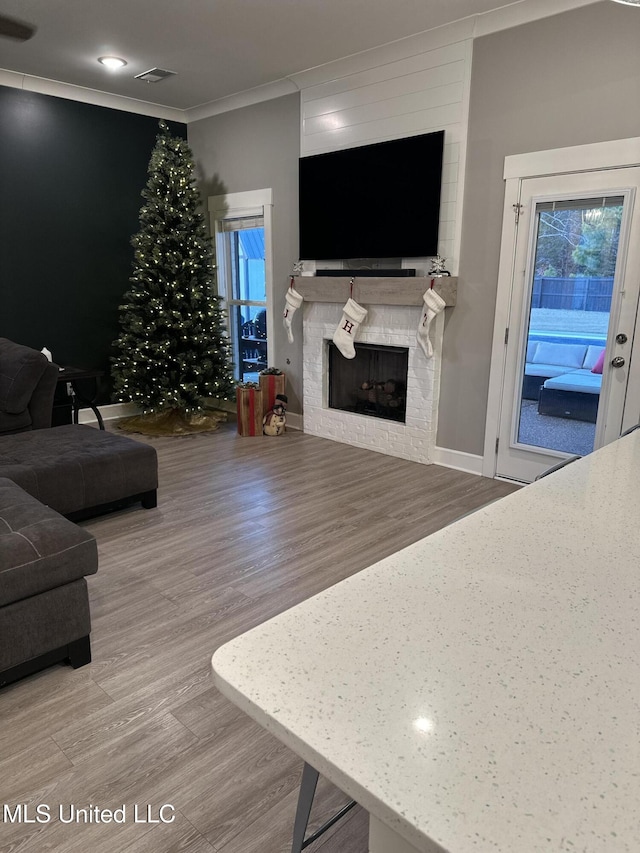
298,130 -> 444,261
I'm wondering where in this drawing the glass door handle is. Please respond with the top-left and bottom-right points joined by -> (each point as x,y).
611,356 -> 625,368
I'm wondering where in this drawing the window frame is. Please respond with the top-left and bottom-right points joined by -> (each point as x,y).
208,189 -> 274,378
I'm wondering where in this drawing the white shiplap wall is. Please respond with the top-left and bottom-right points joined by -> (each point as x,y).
294,24 -> 474,273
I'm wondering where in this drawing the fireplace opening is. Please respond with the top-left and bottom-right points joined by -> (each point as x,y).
328,342 -> 409,423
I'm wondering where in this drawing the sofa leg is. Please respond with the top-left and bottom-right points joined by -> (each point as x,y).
67,636 -> 91,669
141,489 -> 157,509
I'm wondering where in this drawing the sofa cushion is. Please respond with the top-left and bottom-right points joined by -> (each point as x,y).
532,342 -> 587,370
0,478 -> 97,607
0,424 -> 158,515
0,409 -> 32,434
543,372 -> 602,394
525,340 -> 539,362
524,363 -> 570,378
583,345 -> 605,371
0,338 -> 48,415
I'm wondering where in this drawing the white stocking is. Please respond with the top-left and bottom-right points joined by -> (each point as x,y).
283,285 -> 304,344
417,288 -> 446,358
332,298 -> 368,359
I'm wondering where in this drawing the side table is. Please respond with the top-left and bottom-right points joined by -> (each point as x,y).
56,367 -> 105,430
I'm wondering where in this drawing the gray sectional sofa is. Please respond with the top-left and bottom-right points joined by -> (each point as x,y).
0,478 -> 98,687
0,340 -> 159,687
0,423 -> 158,519
0,425 -> 158,687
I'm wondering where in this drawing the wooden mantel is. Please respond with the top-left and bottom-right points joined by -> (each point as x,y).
295,276 -> 457,307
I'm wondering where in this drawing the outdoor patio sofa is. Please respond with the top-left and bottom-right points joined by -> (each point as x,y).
524,340 -> 605,423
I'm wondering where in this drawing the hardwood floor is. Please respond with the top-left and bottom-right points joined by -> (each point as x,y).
0,424 -> 518,853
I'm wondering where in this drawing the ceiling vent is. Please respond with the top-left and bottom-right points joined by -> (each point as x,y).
134,68 -> 176,83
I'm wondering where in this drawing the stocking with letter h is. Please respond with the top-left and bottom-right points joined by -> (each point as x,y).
333,297 -> 368,359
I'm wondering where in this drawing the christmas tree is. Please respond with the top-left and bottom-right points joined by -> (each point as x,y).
111,121 -> 234,433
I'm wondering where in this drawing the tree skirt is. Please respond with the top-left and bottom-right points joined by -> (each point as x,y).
117,408 -> 227,436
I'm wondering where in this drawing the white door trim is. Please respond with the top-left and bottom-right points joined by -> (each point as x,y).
483,176 -> 521,477
503,137 -> 640,181
483,136 -> 640,479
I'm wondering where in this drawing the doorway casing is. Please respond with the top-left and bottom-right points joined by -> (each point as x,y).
484,136 -> 640,480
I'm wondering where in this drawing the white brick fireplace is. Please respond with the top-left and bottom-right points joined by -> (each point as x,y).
302,301 -> 444,465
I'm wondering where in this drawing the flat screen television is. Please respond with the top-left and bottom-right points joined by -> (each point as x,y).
298,130 -> 444,261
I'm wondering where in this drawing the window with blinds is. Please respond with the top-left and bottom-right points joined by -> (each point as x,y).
216,213 -> 268,382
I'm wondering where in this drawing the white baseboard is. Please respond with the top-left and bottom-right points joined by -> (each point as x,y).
285,412 -> 303,431
78,402 -> 140,425
432,445 -> 484,475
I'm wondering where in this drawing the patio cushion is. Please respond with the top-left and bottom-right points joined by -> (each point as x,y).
525,341 -> 539,362
543,372 -> 602,394
532,342 -> 587,370
524,363 -> 569,378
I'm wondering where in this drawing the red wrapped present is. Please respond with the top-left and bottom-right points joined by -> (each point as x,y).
236,387 -> 263,437
259,372 -> 286,418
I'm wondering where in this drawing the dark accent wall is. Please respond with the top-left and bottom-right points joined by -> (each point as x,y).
0,85 -> 186,396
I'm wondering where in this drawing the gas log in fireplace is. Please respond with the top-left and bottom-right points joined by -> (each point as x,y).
328,342 -> 409,423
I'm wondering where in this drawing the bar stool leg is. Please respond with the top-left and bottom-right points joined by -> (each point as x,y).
291,762 -> 319,853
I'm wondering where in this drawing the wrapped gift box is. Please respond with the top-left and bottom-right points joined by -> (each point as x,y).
259,372 -> 286,418
236,387 -> 263,437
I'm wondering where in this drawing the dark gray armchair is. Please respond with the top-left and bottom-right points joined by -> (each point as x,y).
0,339 -> 59,435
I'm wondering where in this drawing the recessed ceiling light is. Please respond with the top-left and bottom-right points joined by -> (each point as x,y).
98,56 -> 127,70
611,0 -> 640,5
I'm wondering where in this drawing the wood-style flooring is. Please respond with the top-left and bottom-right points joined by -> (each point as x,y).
0,424 -> 518,853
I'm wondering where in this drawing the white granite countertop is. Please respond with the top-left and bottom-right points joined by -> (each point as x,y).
212,433 -> 640,852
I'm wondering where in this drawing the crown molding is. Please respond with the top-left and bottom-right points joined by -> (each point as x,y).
289,18 -> 476,91
192,0 -> 602,118
472,0 -> 602,38
184,78 -> 299,123
0,0 -> 603,124
0,68 -> 185,122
